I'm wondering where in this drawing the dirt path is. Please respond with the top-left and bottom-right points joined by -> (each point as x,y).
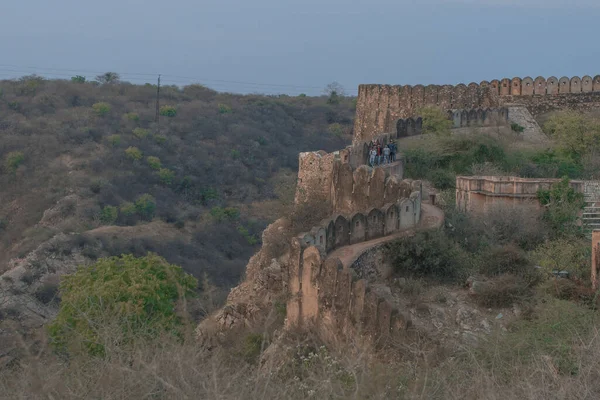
326,203 -> 444,268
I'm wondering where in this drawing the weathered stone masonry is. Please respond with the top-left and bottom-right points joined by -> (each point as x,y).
354,75 -> 600,144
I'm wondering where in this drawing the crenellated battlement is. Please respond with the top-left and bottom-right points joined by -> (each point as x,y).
354,75 -> 600,144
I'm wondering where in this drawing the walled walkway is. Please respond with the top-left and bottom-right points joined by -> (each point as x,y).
326,203 -> 444,268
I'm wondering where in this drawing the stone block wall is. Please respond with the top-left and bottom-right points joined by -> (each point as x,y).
298,189 -> 422,254
456,175 -> 585,213
354,75 -> 600,144
286,239 -> 411,345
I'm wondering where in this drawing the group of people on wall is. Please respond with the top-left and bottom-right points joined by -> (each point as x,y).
368,139 -> 397,167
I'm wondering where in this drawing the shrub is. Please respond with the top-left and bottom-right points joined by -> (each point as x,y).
159,105 -> 177,117
242,333 -> 267,363
107,134 -> 121,147
47,253 -> 197,356
124,112 -> 140,122
34,281 -> 59,305
532,237 -> 591,282
70,75 -> 86,83
218,103 -> 232,114
473,274 -> 532,308
133,127 -> 149,139
135,194 -> 156,220
420,106 -> 452,135
544,111 -> 600,158
146,156 -> 162,170
4,151 -> 25,173
157,168 -> 175,185
153,134 -> 167,144
428,169 -> 455,190
511,123 -> 525,133
125,146 -> 143,161
537,177 -> 585,236
120,202 -> 136,217
478,244 -> 540,285
100,206 -> 118,225
92,102 -> 111,117
385,230 -> 470,282
210,206 -> 240,222
8,101 -> 20,111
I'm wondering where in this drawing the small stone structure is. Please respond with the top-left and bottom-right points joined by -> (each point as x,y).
455,176 -> 584,213
354,75 -> 600,144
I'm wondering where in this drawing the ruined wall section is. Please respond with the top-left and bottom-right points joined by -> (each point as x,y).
286,243 -> 411,345
294,150 -> 337,210
456,176 -> 585,213
354,75 -> 600,144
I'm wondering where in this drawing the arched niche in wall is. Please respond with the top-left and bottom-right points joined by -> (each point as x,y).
414,117 -> 423,135
315,227 -> 327,251
582,75 -> 593,93
521,77 -> 534,96
349,213 -> 366,244
559,77 -> 570,94
334,215 -> 350,248
396,119 -> 407,138
511,77 -> 522,96
326,220 -> 336,252
500,78 -> 511,96
468,109 -> 478,126
384,203 -> 399,235
489,80 -> 500,95
366,208 -> 385,240
547,76 -> 559,94
594,75 -> 600,92
534,76 -> 546,95
570,76 -> 582,93
452,110 -> 461,128
399,199 -> 415,229
406,118 -> 416,136
460,110 -> 469,127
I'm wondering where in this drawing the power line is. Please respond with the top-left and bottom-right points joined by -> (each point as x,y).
0,64 -> 357,95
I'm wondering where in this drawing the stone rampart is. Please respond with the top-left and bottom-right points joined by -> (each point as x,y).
456,175 -> 585,213
354,75 -> 600,144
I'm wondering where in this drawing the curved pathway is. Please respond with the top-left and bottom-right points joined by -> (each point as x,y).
326,203 -> 444,268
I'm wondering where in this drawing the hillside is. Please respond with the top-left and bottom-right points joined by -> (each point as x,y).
0,75 -> 353,287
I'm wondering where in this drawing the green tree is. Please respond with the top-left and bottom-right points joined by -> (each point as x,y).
159,105 -> 177,117
146,156 -> 162,170
157,168 -> 175,185
95,72 -> 121,85
537,177 -> 585,236
71,75 -> 86,83
420,106 -> 452,135
135,194 -> 156,220
92,102 -> 111,117
4,151 -> 25,173
544,111 -> 600,158
324,81 -> 345,105
100,206 -> 118,225
47,253 -> 197,356
125,146 -> 143,161
133,127 -> 149,139
120,202 -> 136,217
218,103 -> 232,114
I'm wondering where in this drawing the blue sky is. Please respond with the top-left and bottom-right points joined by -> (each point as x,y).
1,0 -> 598,95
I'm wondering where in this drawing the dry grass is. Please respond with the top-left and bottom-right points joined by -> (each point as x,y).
2,295 -> 600,400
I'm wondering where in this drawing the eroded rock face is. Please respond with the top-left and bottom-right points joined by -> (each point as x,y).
196,218 -> 292,341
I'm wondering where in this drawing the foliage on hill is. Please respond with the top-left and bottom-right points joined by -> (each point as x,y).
48,253 -> 197,356
0,75 -> 354,287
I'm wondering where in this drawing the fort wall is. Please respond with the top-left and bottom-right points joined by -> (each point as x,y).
456,175 -> 585,213
354,75 -> 600,144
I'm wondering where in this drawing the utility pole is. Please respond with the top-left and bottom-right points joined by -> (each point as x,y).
155,74 -> 161,129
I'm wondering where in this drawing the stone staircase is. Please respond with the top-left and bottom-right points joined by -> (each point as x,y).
583,181 -> 600,237
506,105 -> 548,143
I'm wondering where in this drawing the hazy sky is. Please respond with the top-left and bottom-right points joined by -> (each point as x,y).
1,0 -> 599,95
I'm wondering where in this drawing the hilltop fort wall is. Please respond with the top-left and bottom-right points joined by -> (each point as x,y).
456,176 -> 585,213
354,75 -> 600,144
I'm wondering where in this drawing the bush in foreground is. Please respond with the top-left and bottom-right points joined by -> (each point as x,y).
48,253 -> 197,356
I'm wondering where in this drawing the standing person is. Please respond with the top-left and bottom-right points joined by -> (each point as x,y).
390,140 -> 396,162
383,144 -> 391,164
369,146 -> 377,167
377,143 -> 382,165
